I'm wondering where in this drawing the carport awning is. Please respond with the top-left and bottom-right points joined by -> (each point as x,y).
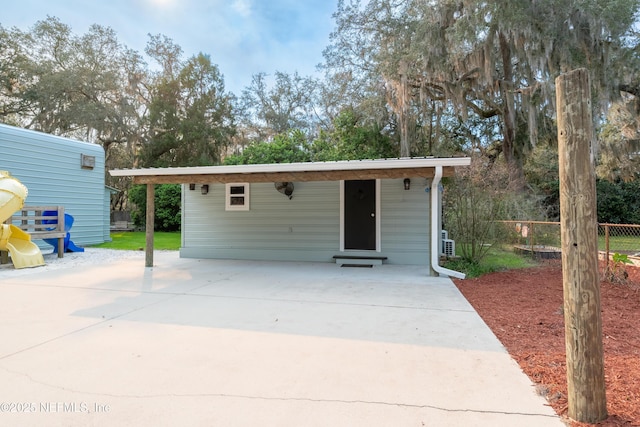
109,157 -> 472,268
110,157 -> 471,184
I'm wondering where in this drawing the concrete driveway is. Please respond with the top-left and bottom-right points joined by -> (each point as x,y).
0,251 -> 563,426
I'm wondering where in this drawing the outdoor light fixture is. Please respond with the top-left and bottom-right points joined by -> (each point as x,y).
189,183 -> 196,191
201,184 -> 209,195
403,178 -> 411,190
274,182 -> 294,199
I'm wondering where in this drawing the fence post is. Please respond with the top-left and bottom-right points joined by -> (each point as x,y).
605,224 -> 610,271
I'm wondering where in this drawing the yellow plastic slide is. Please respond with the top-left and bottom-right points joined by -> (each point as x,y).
0,171 -> 45,269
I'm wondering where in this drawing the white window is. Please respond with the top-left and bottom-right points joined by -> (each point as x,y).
225,183 -> 250,211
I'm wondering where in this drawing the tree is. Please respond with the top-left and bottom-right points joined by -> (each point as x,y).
0,25 -> 32,120
597,96 -> 640,181
310,108 -> 397,160
224,129 -> 311,165
129,184 -> 181,231
0,16 -> 149,191
323,0 -> 640,187
4,18 -> 142,146
237,71 -> 319,143
225,109 -> 397,165
596,179 -> 640,224
0,17 -> 154,213
0,17 -> 238,213
524,144 -> 561,220
140,36 -> 235,167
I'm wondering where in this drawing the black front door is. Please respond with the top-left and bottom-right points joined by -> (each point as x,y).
344,180 -> 376,250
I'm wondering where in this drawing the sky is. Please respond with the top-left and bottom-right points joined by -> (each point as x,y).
1,0 -> 338,96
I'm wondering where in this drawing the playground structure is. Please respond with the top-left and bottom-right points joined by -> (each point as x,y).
43,210 -> 85,254
0,170 -> 45,268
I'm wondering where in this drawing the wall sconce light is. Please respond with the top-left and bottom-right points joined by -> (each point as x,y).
201,184 -> 209,195
189,183 -> 196,191
403,178 -> 411,190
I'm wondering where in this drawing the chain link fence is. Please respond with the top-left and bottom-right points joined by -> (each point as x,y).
497,221 -> 640,282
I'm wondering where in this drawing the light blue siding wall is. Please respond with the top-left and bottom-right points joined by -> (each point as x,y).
180,177 -> 433,266
181,181 -> 341,262
379,178 -> 431,265
0,124 -> 108,248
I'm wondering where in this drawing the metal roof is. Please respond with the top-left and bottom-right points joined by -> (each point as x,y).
110,157 -> 471,184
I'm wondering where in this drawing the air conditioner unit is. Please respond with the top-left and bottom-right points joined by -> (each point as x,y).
442,239 -> 456,257
441,230 -> 448,240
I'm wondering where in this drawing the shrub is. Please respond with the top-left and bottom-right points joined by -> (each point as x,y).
444,155 -> 543,263
129,184 -> 181,231
603,252 -> 632,284
596,179 -> 640,224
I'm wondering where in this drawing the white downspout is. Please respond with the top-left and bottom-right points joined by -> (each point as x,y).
431,166 -> 466,279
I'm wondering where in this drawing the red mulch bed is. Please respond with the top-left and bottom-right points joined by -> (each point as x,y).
454,260 -> 640,426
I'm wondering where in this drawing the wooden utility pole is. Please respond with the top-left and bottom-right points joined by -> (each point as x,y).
145,183 -> 155,267
556,68 -> 607,423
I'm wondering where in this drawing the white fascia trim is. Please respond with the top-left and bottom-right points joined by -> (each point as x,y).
110,157 -> 471,177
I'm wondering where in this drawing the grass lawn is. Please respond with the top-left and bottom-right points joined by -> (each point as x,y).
598,234 -> 640,254
94,233 -> 536,277
444,244 -> 538,278
91,231 -> 181,251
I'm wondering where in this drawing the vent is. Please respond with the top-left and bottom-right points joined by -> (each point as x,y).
441,230 -> 448,240
80,153 -> 95,169
442,239 -> 455,257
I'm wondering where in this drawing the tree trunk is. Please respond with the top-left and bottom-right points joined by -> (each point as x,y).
386,61 -> 412,157
498,33 -> 526,190
504,146 -> 525,190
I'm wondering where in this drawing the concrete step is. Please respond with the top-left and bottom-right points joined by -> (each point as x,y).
332,255 -> 388,267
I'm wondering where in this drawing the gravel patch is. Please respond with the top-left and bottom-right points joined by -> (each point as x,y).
0,248 -> 147,277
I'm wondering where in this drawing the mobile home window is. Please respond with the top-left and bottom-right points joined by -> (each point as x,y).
225,183 -> 250,211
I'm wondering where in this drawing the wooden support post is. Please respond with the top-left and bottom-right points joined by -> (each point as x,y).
145,184 -> 155,267
556,68 -> 607,423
